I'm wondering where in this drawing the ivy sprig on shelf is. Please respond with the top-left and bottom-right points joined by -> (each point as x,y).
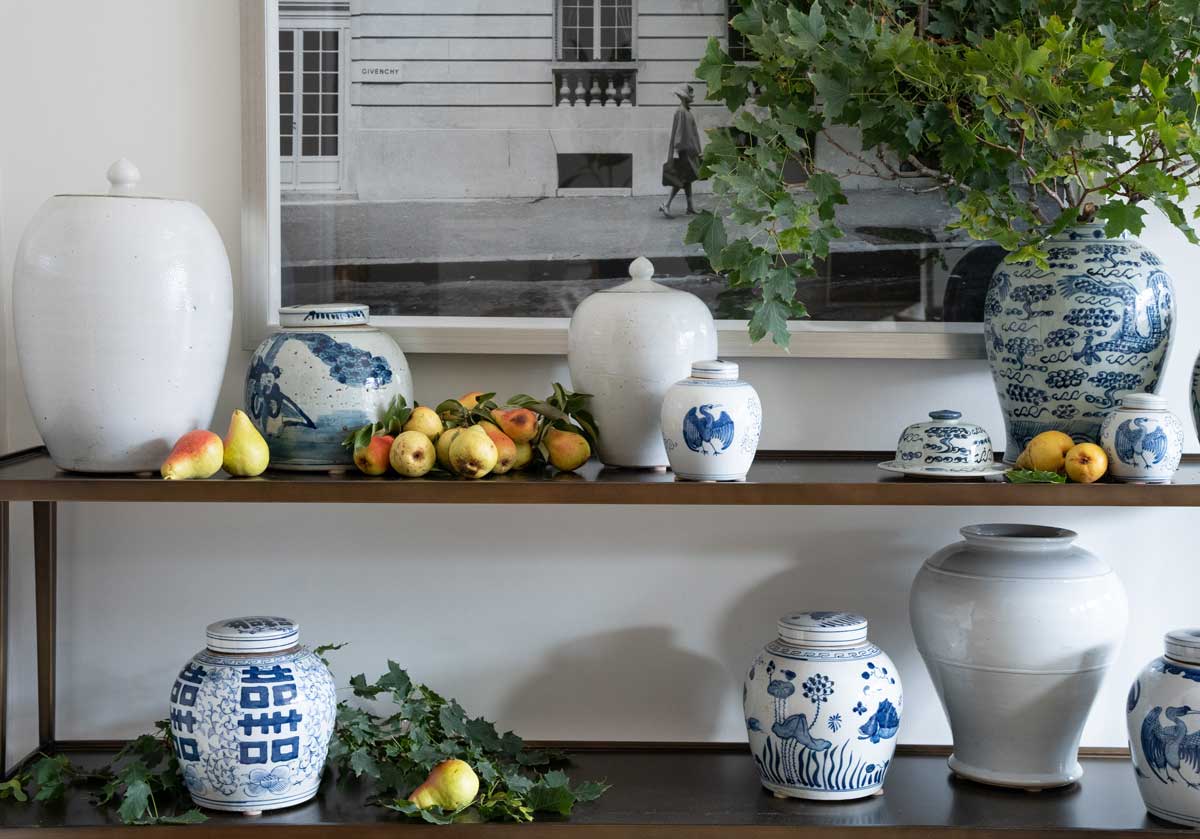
0,720 -> 205,825
326,654 -> 608,824
341,395 -> 413,452
435,392 -> 500,429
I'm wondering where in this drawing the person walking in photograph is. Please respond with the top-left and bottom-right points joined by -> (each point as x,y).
659,83 -> 702,219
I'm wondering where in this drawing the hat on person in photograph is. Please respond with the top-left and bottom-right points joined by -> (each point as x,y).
674,83 -> 695,102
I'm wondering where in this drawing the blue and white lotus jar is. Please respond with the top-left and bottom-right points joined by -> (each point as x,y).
743,612 -> 902,801
660,360 -> 761,481
1100,393 -> 1184,484
168,616 -> 337,815
984,224 -> 1174,461
1127,629 -> 1200,828
245,304 -> 413,470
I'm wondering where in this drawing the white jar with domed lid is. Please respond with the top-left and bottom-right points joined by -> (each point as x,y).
742,611 -> 903,801
660,360 -> 760,481
1099,392 -> 1184,483
13,159 -> 233,472
567,257 -> 717,468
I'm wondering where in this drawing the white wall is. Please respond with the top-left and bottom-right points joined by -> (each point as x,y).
2,0 -> 1199,769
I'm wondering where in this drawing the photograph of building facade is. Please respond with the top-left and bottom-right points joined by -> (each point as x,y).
276,0 -> 996,322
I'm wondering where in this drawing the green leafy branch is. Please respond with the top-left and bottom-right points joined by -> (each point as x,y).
507,383 -> 600,465
342,395 -> 413,452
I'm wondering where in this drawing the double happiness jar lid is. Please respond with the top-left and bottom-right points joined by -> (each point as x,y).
205,616 -> 300,654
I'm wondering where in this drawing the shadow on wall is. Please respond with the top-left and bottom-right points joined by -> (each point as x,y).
500,626 -> 727,743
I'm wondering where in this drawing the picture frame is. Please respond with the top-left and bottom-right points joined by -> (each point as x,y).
238,0 -> 987,359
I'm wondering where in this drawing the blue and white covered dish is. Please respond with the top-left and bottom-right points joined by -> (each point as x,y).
880,410 -> 1002,478
743,611 -> 903,801
169,616 -> 337,815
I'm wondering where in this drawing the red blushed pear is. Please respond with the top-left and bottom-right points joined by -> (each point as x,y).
479,422 -> 518,474
161,430 -> 224,480
544,427 -> 591,472
491,407 -> 539,443
353,434 -> 394,476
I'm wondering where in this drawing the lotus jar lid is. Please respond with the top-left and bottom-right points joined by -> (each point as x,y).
1165,628 -> 1200,665
691,360 -> 738,380
206,616 -> 300,654
777,611 -> 869,646
279,303 -> 369,328
1119,393 -> 1168,411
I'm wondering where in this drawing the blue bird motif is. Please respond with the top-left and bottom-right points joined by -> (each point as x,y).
682,404 -> 735,455
1114,417 -> 1170,467
1140,705 -> 1200,788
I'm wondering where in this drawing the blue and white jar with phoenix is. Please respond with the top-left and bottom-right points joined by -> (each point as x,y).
661,360 -> 761,481
984,224 -> 1174,461
1126,629 -> 1200,827
245,304 -> 413,470
1100,393 -> 1184,483
743,612 -> 902,801
168,616 -> 337,815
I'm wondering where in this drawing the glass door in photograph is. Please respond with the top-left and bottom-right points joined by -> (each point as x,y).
279,28 -> 342,191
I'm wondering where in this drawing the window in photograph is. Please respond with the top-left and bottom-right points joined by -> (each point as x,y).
560,0 -> 635,61
727,0 -> 753,60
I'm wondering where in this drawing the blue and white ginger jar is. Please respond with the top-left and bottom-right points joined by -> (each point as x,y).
169,616 -> 337,815
743,612 -> 902,801
660,360 -> 761,481
1099,393 -> 1184,484
984,224 -> 1174,461
895,410 -> 992,472
1127,628 -> 1200,827
245,304 -> 413,470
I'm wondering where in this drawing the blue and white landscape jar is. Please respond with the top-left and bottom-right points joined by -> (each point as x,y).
1099,393 -> 1184,484
168,616 -> 337,815
660,360 -> 761,481
245,304 -> 413,470
743,612 -> 902,801
1127,628 -> 1200,827
984,224 -> 1174,461
894,410 -> 992,472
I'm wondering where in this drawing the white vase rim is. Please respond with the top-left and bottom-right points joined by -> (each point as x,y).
206,616 -> 300,654
959,523 -> 1078,548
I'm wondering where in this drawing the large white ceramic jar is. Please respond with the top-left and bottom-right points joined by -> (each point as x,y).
910,524 -> 1127,789
567,257 -> 717,468
245,304 -> 413,470
168,616 -> 337,815
1099,393 -> 1184,483
661,360 -> 761,480
743,612 -> 903,801
1127,628 -> 1200,827
12,159 -> 233,472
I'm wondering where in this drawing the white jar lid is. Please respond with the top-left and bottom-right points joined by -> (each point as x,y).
206,616 -> 300,654
280,303 -> 369,328
1165,628 -> 1200,665
1119,393 -> 1167,411
778,611 -> 868,646
691,360 -> 739,380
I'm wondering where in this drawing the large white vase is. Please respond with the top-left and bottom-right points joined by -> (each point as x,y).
567,257 -> 717,468
12,159 -> 233,472
910,524 -> 1127,789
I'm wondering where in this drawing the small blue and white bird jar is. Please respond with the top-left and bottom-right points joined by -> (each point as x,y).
660,360 -> 761,481
1100,393 -> 1184,483
168,616 -> 337,815
245,304 -> 413,471
1126,629 -> 1200,827
743,612 -> 903,801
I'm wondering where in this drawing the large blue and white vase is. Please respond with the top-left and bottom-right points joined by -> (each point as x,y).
245,304 -> 413,470
743,612 -> 902,801
1127,629 -> 1200,827
661,360 -> 761,481
984,224 -> 1174,461
169,616 -> 337,815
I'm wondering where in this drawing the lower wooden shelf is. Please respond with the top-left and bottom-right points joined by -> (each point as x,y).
0,744 -> 1185,837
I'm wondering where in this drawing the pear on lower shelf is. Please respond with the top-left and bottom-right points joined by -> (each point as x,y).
223,409 -> 270,477
161,430 -> 224,480
408,759 -> 480,811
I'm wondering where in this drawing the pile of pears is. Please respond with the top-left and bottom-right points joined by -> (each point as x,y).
160,410 -> 271,480
345,390 -> 594,480
1014,430 -> 1108,483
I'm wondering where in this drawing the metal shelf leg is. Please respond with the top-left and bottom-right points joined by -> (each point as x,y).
33,501 -> 56,749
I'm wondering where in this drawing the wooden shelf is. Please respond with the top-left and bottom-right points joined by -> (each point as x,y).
2,447 -> 1200,506
0,744 -> 1184,837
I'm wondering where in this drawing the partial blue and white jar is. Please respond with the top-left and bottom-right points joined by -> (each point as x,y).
245,304 -> 413,470
660,360 -> 761,481
743,612 -> 902,801
1100,393 -> 1184,484
168,616 -> 337,816
895,410 -> 993,471
1126,629 -> 1200,827
984,223 -> 1174,461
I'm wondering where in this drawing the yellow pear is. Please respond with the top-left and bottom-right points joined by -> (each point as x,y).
544,427 -> 590,472
1065,442 -> 1107,483
390,431 -> 435,478
512,440 -> 534,470
223,409 -> 270,477
408,759 -> 479,811
161,430 -> 224,480
448,425 -> 498,478
435,426 -> 464,470
403,406 -> 443,441
1025,430 -> 1075,473
458,391 -> 486,410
